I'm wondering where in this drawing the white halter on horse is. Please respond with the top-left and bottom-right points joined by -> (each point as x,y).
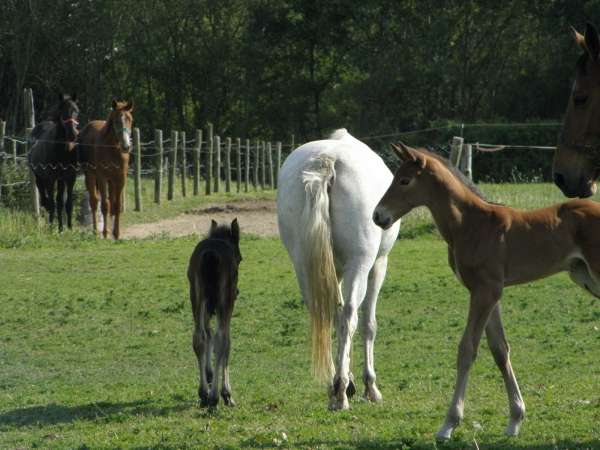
277,129 -> 400,410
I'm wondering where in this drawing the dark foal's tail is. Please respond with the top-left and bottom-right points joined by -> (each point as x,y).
201,250 -> 220,316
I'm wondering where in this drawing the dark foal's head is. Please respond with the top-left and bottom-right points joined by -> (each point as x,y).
54,93 -> 79,142
554,24 -> 600,198
108,99 -> 134,151
209,218 -> 242,264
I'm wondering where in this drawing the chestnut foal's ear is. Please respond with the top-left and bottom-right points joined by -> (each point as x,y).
231,218 -> 240,243
209,219 -> 218,235
111,99 -> 118,110
125,99 -> 134,112
391,142 -> 416,162
585,23 -> 600,61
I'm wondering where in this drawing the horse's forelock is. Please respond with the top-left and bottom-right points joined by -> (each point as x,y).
209,224 -> 235,241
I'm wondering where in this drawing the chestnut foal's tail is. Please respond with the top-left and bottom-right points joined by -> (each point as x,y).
301,154 -> 342,382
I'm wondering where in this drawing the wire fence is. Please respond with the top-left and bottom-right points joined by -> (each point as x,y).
0,120 -> 563,215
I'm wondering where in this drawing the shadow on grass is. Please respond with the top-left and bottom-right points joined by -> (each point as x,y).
0,399 -> 192,429
233,437 -> 600,450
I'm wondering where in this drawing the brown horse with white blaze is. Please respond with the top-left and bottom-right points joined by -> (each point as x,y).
78,100 -> 133,239
373,142 -> 600,439
553,23 -> 600,198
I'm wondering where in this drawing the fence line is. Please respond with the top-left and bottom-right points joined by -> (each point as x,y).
1,113 -> 564,214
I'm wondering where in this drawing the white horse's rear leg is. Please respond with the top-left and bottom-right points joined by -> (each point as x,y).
361,255 -> 388,402
330,265 -> 370,410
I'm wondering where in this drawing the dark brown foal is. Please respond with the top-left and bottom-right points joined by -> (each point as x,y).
188,219 -> 242,407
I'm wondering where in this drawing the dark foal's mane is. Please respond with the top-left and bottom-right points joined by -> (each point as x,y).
209,224 -> 236,242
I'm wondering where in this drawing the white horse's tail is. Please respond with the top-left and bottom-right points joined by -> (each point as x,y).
301,153 -> 342,382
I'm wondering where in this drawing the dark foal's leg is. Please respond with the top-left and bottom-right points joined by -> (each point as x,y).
211,310 -> 234,407
191,282 -> 210,407
56,179 -> 65,232
65,176 -> 75,229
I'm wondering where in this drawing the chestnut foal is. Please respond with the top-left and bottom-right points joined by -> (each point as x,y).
374,143 -> 600,439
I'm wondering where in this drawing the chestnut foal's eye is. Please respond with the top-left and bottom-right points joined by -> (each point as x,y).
399,178 -> 411,186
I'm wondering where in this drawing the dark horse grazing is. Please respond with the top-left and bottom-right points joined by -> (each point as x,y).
78,99 -> 133,239
374,143 -> 600,439
28,93 -> 79,231
553,23 -> 600,198
188,219 -> 242,407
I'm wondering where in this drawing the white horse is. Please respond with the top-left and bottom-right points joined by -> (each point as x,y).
277,129 -> 400,410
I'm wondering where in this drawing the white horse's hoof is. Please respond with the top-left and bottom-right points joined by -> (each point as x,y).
365,385 -> 383,403
505,420 -> 521,436
328,396 -> 350,411
436,423 -> 455,440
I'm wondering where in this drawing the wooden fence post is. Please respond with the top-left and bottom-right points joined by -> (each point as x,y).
236,137 -> 241,193
168,130 -> 178,200
180,131 -> 187,197
154,129 -> 163,204
225,137 -> 231,193
193,129 -> 202,195
244,139 -> 250,193
261,141 -> 266,189
0,121 -> 5,199
24,88 -> 39,217
10,139 -> 17,165
206,123 -> 213,195
461,143 -> 473,180
267,142 -> 273,189
275,141 -> 282,189
215,135 -> 222,193
254,140 -> 259,191
133,128 -> 142,211
449,136 -> 464,167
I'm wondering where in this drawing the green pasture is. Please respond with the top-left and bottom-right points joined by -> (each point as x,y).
1,181 -> 598,248
1,183 -> 600,449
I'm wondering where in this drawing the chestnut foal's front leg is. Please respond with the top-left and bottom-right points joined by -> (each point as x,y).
437,285 -> 501,440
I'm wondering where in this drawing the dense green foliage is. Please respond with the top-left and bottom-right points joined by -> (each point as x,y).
1,1 -> 597,141
1,233 -> 599,449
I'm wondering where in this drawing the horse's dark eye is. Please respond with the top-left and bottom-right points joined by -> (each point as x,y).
574,94 -> 589,107
399,178 -> 411,186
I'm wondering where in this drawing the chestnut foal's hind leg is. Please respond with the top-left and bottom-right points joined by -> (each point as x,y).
485,304 -> 525,436
437,286 -> 501,440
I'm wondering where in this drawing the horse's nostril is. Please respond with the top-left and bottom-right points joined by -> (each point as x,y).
373,211 -> 380,223
554,173 -> 566,189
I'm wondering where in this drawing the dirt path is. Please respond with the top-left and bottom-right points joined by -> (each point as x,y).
122,200 -> 279,239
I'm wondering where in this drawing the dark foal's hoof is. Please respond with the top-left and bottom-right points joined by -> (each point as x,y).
221,391 -> 235,407
199,388 -> 210,407
208,394 -> 219,408
346,379 -> 356,398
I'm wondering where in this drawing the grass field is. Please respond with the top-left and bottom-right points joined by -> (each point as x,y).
1,206 -> 600,448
